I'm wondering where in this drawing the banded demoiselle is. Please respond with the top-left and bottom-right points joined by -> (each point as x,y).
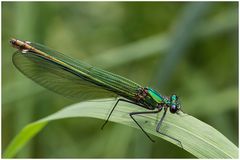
10,38 -> 183,147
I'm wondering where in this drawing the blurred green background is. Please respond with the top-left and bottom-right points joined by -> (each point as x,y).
2,2 -> 238,158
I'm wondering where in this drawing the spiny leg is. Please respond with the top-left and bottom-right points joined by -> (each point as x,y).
156,108 -> 183,148
129,108 -> 162,142
101,98 -> 138,129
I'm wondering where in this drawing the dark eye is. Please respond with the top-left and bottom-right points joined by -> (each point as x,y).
170,104 -> 178,113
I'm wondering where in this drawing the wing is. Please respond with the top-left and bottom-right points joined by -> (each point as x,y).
12,42 -> 142,101
12,50 -> 117,101
30,42 -> 142,98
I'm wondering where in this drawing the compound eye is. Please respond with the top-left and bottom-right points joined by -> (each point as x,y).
171,95 -> 178,101
175,95 -> 178,100
170,104 -> 178,113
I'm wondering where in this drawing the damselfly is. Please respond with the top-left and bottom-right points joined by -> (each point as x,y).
10,38 -> 183,147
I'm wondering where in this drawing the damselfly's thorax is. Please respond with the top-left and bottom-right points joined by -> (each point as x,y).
136,87 -> 181,113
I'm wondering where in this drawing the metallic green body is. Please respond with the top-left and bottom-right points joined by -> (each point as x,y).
148,88 -> 164,103
12,39 -> 180,111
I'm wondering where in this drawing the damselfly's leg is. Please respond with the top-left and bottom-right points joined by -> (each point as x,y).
155,112 -> 160,125
176,109 -> 187,117
156,108 -> 183,148
101,98 -> 139,129
129,108 -> 162,142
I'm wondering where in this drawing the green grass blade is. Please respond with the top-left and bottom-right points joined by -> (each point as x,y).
3,99 -> 238,158
3,122 -> 47,158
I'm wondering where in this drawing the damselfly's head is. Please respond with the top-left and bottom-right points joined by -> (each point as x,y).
169,94 -> 181,113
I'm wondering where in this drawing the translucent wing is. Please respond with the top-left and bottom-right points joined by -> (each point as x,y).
12,50 -> 117,101
29,42 -> 142,98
